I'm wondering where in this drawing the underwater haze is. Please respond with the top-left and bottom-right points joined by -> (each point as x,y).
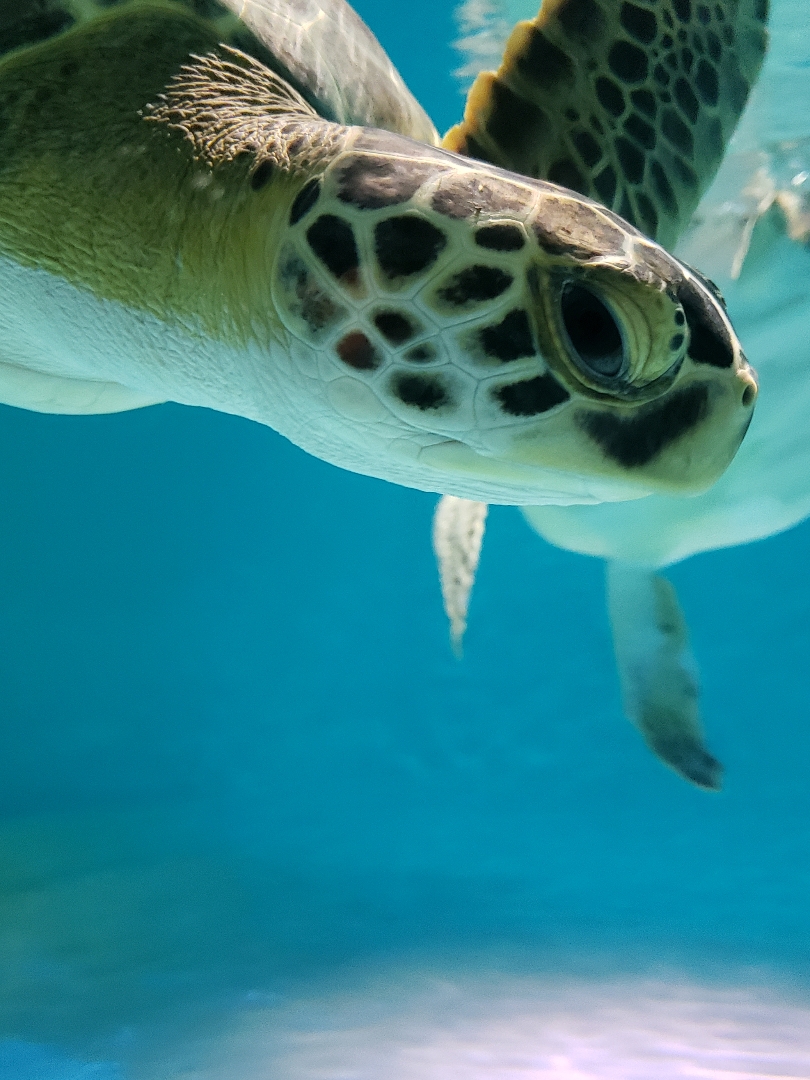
2,0 -> 810,1076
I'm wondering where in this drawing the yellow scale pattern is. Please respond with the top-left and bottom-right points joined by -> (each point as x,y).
444,0 -> 768,248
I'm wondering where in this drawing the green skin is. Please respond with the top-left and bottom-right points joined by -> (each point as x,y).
0,6 -> 294,346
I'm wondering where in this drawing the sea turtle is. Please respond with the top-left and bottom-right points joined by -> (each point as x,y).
435,0 -> 810,792
0,0 -> 759,514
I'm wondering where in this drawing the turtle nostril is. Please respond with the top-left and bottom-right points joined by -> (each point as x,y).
742,383 -> 756,408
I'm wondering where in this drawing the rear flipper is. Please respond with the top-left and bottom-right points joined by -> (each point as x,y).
606,561 -> 722,791
432,495 -> 488,658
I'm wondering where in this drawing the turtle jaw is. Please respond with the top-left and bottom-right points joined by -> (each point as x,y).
576,372 -> 757,497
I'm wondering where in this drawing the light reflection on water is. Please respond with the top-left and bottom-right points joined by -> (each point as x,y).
148,972 -> 810,1080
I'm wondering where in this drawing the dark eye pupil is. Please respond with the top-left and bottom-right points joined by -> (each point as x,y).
560,283 -> 624,378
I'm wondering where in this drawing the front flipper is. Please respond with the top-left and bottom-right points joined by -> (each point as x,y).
433,495 -> 488,658
606,561 -> 721,790
218,0 -> 438,142
445,0 -> 768,248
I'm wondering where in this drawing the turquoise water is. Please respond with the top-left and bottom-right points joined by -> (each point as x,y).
1,1 -> 810,1076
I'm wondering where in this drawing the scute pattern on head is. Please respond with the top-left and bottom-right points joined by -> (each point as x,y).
266,129 -> 754,499
444,0 -> 768,247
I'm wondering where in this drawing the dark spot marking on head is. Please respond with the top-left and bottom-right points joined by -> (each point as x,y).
480,309 -> 535,362
548,158 -> 586,192
558,0 -> 605,43
670,333 -> 685,350
692,32 -> 705,54
695,59 -> 719,104
596,76 -> 626,117
437,266 -> 513,306
336,331 -> 380,371
279,253 -> 344,334
394,373 -> 448,410
594,165 -> 618,205
722,23 -> 735,45
675,309 -> 685,326
675,77 -> 699,122
485,80 -> 551,169
634,191 -> 659,236
290,178 -> 321,224
673,0 -> 691,20
662,108 -> 694,155
375,215 -> 447,278
516,28 -> 575,88
475,224 -> 525,251
662,32 -> 674,47
680,46 -> 695,74
495,374 -> 570,416
306,215 -> 359,284
373,310 -> 417,345
755,0 -> 768,19
697,3 -> 711,22
624,112 -> 656,149
651,161 -> 678,217
678,280 -> 734,367
620,2 -> 658,43
337,154 -> 436,210
566,108 -> 580,122
580,384 -> 709,467
666,50 -> 680,69
250,160 -> 274,191
608,40 -> 649,83
431,172 -> 533,220
616,137 -> 645,185
404,344 -> 437,363
573,130 -> 603,167
619,191 -> 634,223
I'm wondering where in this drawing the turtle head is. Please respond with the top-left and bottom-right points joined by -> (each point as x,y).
271,133 -> 756,504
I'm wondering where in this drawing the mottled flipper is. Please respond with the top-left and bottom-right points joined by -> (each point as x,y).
444,0 -> 768,248
433,496 -> 488,657
606,561 -> 721,789
218,0 -> 438,141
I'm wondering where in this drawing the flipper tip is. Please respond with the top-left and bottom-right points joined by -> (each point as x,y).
678,748 -> 724,792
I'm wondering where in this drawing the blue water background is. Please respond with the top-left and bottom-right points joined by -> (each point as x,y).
0,1 -> 809,1073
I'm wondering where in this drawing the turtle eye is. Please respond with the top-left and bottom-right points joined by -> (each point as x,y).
560,283 -> 624,380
